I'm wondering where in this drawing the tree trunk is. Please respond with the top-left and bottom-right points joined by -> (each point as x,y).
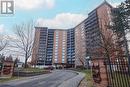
24,53 -> 28,68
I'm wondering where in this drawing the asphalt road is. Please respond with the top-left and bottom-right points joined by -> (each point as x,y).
0,70 -> 77,87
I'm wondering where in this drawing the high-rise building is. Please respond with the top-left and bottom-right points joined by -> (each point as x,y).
67,28 -> 75,67
31,1 -> 115,69
84,1 -> 114,87
85,1 -> 113,59
46,29 -> 54,65
53,30 -> 67,67
75,21 -> 86,67
32,28 -> 70,68
32,27 -> 48,66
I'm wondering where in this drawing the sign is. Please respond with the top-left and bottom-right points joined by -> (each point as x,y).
0,0 -> 14,16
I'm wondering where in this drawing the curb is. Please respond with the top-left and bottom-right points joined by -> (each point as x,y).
58,72 -> 85,87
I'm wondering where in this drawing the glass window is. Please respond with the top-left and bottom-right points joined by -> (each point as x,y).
55,56 -> 58,58
55,47 -> 58,50
55,49 -> 58,52
62,50 -> 65,52
62,44 -> 65,46
56,36 -> 58,38
62,59 -> 65,63
55,59 -> 58,62
56,39 -> 58,41
56,41 -> 58,43
62,41 -> 65,43
55,53 -> 58,55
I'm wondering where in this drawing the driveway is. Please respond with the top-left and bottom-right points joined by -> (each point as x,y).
0,70 -> 77,87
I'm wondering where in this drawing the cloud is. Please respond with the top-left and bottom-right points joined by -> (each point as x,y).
36,13 -> 86,29
15,0 -> 55,10
111,3 -> 120,7
107,0 -> 123,7
0,24 -> 5,33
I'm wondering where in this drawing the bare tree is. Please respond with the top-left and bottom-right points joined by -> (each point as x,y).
0,34 -> 8,52
10,21 -> 34,68
91,18 -> 120,61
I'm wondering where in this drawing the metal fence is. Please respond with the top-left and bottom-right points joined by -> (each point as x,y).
104,58 -> 130,87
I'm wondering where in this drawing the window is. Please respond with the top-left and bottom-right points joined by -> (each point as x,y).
62,39 -> 65,41
62,59 -> 65,63
62,53 -> 65,55
55,50 -> 58,53
55,56 -> 58,58
56,39 -> 58,41
62,50 -> 65,52
55,53 -> 58,55
55,47 -> 58,50
56,36 -> 59,38
55,59 -> 58,62
62,55 -> 65,58
62,44 -> 66,47
62,41 -> 65,44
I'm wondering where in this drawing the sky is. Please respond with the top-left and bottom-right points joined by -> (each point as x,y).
0,0 -> 125,61
0,0 -> 125,34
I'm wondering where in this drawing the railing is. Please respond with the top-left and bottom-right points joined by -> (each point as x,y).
104,59 -> 130,87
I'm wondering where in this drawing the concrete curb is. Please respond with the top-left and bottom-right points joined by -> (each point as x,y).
58,72 -> 85,87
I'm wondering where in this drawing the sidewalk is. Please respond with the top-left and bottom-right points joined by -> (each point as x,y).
58,72 -> 85,87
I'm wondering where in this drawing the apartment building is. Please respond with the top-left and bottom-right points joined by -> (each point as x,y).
75,21 -> 86,67
31,1 -> 128,87
46,29 -> 55,65
31,27 -> 71,68
31,27 -> 48,66
67,28 -> 75,67
53,30 -> 67,67
32,1 -> 115,69
84,1 -> 115,87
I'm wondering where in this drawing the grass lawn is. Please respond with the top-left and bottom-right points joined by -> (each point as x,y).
77,69 -> 93,87
0,76 -> 22,83
0,68 -> 45,83
22,68 -> 44,72
78,69 -> 130,87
